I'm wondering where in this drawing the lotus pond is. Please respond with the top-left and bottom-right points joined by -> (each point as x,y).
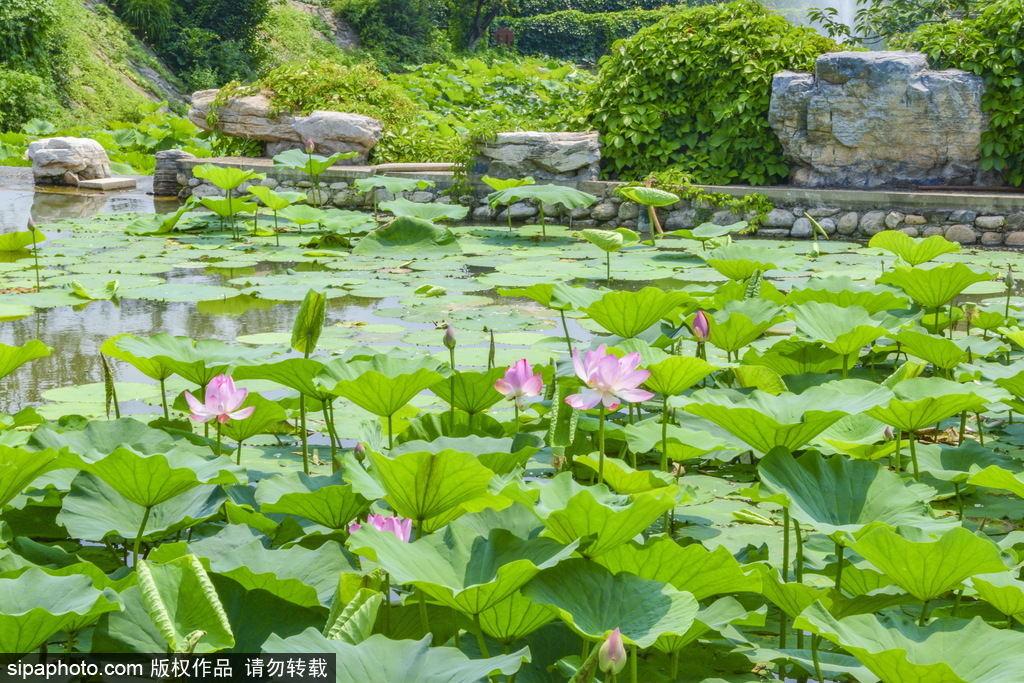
6,185 -> 1024,683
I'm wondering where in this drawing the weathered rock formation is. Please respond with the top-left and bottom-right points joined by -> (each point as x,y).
474,131 -> 601,181
188,90 -> 383,162
26,137 -> 111,185
769,51 -> 991,188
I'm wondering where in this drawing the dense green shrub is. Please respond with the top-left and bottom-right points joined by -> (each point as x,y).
902,0 -> 1024,186
502,7 -> 669,63
584,0 -> 836,183
0,69 -> 59,131
0,0 -> 60,72
332,0 -> 450,72
515,0 -> 713,17
109,0 -> 175,45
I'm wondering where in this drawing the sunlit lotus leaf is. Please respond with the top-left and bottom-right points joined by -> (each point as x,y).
614,186 -> 679,207
481,175 -> 535,191
137,554 -> 234,652
643,356 -> 718,396
743,340 -> 844,376
970,572 -> 1024,623
584,287 -> 692,338
624,418 -> 740,460
523,558 -> 698,648
353,217 -> 461,256
264,631 -> 527,683
277,204 -> 326,227
850,526 -> 1006,601
869,230 -> 959,265
0,569 -> 120,656
670,221 -> 746,243
380,197 -> 469,221
255,472 -> 370,529
477,590 -> 553,643
680,380 -> 892,453
193,163 -> 265,190
247,185 -> 306,211
752,565 -> 832,619
706,299 -> 785,353
353,176 -> 435,194
787,275 -> 910,314
795,601 -> 1024,683
199,196 -> 258,218
127,197 -> 199,235
497,282 -> 604,311
756,449 -> 954,539
317,355 -> 448,418
487,184 -> 597,210
430,368 -> 506,414
878,263 -> 995,309
350,523 -> 576,615
896,330 -> 999,370
703,244 -> 791,281
0,340 -> 52,381
732,364 -> 788,394
789,302 -> 888,357
967,465 -> 1024,499
815,413 -> 895,460
368,449 -> 494,528
392,434 -> 540,476
116,334 -> 277,387
0,303 -> 34,321
291,288 -> 326,356
0,229 -> 44,251
575,456 -> 673,494
865,377 -> 987,432
914,442 -> 1012,484
580,227 -> 640,253
0,446 -> 61,508
272,149 -> 355,175
653,597 -> 764,654
28,417 -> 175,458
595,536 -> 760,600
530,473 -> 675,557
321,585 -> 381,645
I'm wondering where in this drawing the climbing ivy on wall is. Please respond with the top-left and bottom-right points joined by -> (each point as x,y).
902,0 -> 1024,187
581,0 -> 836,184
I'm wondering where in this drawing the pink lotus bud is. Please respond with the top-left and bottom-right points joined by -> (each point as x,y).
27,218 -> 36,230
671,462 -> 685,478
692,310 -> 710,342
354,442 -> 366,458
883,426 -> 895,441
305,138 -> 315,154
598,628 -> 627,674
443,325 -> 457,350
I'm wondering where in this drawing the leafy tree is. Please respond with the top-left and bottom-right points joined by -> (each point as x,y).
807,0 -> 985,45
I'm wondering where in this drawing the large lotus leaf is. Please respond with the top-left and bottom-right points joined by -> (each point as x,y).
615,185 -> 679,207
865,377 -> 987,432
0,340 -> 52,381
967,465 -> 1024,499
102,335 -> 174,382
272,148 -> 354,174
353,217 -> 461,256
137,554 -> 234,652
247,185 -> 305,211
391,435 -> 541,477
970,572 -> 1024,623
193,163 -> 264,190
757,449 -> 954,539
787,275 -> 910,314
643,356 -> 718,396
744,340 -> 845,377
199,196 -> 258,217
680,380 -> 892,454
318,354 -> 448,418
0,228 -> 45,251
368,449 -> 494,526
584,288 -> 692,338
653,597 -> 765,654
914,442 -> 1013,484
255,472 -> 370,529
795,601 -> 1024,683
58,473 -> 225,541
670,221 -> 746,242
878,263 -> 995,309
233,357 -> 328,399
789,302 -> 888,357
753,565 -> 833,619
523,558 -> 698,648
218,392 -> 289,445
291,288 -> 327,356
481,175 -> 534,191
869,230 -> 959,266
28,417 -> 176,459
381,197 -> 469,222
531,473 -> 675,557
574,455 -> 673,494
487,184 -> 597,210
63,447 -> 243,508
116,334 -> 277,387
895,330 -> 994,370
706,299 -> 786,353
0,569 -> 120,654
353,175 -> 435,194
594,536 -> 760,600
212,574 -> 326,653
849,526 -> 1007,601
580,227 -> 640,253
277,204 -> 327,227
703,245 -> 791,281
815,413 -> 896,460
0,446 -> 61,508
430,368 -> 506,414
624,418 -> 740,460
497,282 -> 604,311
477,590 -> 553,643
185,524 -> 357,608
350,524 -> 576,615
265,630 -> 527,683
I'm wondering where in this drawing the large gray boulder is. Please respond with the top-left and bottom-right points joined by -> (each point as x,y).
27,137 -> 111,185
188,90 -> 383,162
474,131 -> 601,181
769,51 -> 992,188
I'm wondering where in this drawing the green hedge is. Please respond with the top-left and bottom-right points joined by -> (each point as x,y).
515,0 -> 717,18
502,7 -> 670,63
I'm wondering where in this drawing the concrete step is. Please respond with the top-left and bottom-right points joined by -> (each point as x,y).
78,177 -> 137,191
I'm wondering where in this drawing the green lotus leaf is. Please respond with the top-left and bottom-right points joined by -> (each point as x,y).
681,380 -> 892,454
865,377 -> 988,432
0,445 -> 61,508
523,558 -> 699,648
643,356 -> 717,396
670,221 -> 746,242
914,442 -> 1013,484
487,184 -> 597,210
368,449 -> 494,528
706,299 -> 785,353
102,334 -> 174,383
430,368 -> 506,414
272,148 -> 355,175
849,526 -> 1007,601
789,302 -> 888,358
895,330 -> 998,370
476,590 -> 553,643
212,574 -> 327,652
497,282 -> 604,311
380,197 -> 469,222
353,176 -> 435,194
137,554 -> 234,653
756,449 -> 955,539
115,334 -> 277,387
0,340 -> 52,381
0,303 -> 34,321
653,596 -> 764,654
322,586 -> 382,645
126,197 -> 200,236
247,185 -> 306,211
967,465 -> 1024,498
815,413 -> 895,460
869,230 -> 959,266
351,523 -> 577,615
580,227 -> 640,253
703,244 -> 789,281
264,631 -> 527,683
753,565 -> 832,619
743,340 -> 845,377
584,287 -> 693,338
233,357 -> 328,400
28,417 -> 175,459
624,418 -> 740,460
199,196 -> 258,217
614,185 -> 679,207
594,536 -> 760,600
217,392 -> 290,445
291,288 -> 327,356
787,275 -> 909,314
795,601 -> 1024,683
255,472 -> 370,529
878,263 -> 995,309
970,571 -> 1024,623
317,354 -> 448,418
732,364 -> 788,394
353,217 -> 461,256
531,473 -> 675,557
481,175 -> 535,191
69,278 -> 119,301
277,204 -> 327,227
575,455 -> 673,494
193,163 -> 266,190
0,569 -> 120,656
392,435 -> 541,476
0,227 -> 44,252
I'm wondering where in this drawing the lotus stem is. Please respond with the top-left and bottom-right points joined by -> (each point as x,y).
959,411 -> 967,444
598,404 -> 606,485
606,252 -> 611,285
387,414 -> 394,449
951,588 -> 964,617
30,228 -> 41,290
559,310 -> 573,358
976,413 -> 985,445
794,517 -> 805,648
953,482 -> 964,520
630,643 -> 638,683
660,397 -> 669,472
274,210 -> 280,246
669,651 -> 679,680
811,635 -> 824,683
539,206 -> 547,240
236,438 -> 244,466
159,377 -> 169,419
781,505 -> 790,648
449,347 -> 456,429
299,394 -> 309,474
919,600 -> 930,627
325,400 -> 340,472
834,543 -> 844,593
418,590 -> 430,635
513,403 -> 520,435
215,421 -> 222,457
132,505 -> 152,568
908,435 -> 920,481
893,429 -> 902,472
841,354 -> 849,379
473,613 -> 490,658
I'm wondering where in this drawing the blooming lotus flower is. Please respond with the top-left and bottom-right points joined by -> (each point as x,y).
598,628 -> 627,674
692,310 -> 710,342
566,346 -> 654,411
185,374 -> 255,424
349,514 -> 412,542
495,359 -> 543,408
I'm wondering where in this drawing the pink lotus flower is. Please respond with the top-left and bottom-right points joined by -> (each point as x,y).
693,310 -> 710,342
184,374 -> 255,424
495,359 -> 543,408
598,628 -> 627,674
565,346 -> 654,411
349,514 -> 412,542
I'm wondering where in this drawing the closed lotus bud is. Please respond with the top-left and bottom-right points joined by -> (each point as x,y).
671,462 -> 685,478
443,325 -> 457,350
692,310 -> 710,342
1006,266 -> 1014,289
598,628 -> 627,674
305,138 -> 316,154
883,426 -> 895,442
27,218 -> 36,231
354,442 -> 366,459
